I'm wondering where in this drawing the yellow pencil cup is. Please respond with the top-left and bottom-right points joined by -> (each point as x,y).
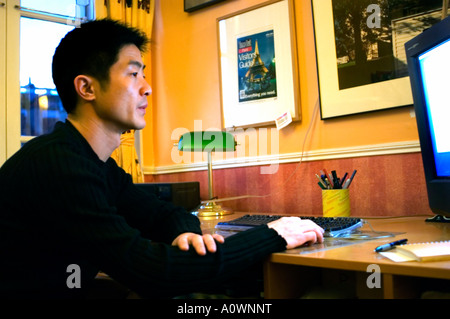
322,189 -> 351,217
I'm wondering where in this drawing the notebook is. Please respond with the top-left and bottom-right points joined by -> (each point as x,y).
382,241 -> 450,262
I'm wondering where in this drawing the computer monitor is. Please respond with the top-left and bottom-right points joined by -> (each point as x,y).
405,15 -> 450,220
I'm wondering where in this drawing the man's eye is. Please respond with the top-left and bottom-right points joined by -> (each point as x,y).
131,72 -> 138,77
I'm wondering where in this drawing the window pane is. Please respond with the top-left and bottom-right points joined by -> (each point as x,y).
20,18 -> 73,136
20,0 -> 81,17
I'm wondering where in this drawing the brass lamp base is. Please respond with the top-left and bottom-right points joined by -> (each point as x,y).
195,202 -> 234,217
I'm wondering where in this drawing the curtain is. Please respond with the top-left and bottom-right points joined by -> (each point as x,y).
96,0 -> 155,183
96,0 -> 155,34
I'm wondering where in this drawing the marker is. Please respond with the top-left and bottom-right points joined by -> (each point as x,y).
374,239 -> 408,252
331,170 -> 341,189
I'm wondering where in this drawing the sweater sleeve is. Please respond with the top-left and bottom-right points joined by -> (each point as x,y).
108,159 -> 203,243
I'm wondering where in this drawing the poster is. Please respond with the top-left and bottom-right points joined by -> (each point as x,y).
237,30 -> 277,103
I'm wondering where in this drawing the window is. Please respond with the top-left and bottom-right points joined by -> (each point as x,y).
20,18 -> 74,137
0,0 -> 94,164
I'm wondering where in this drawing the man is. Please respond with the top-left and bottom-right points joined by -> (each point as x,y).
0,19 -> 323,299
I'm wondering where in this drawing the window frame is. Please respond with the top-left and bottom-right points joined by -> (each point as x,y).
0,1 -> 7,164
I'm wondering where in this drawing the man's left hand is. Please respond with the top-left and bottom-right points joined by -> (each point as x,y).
172,233 -> 225,255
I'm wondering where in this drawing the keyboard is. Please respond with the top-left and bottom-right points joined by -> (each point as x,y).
215,214 -> 364,238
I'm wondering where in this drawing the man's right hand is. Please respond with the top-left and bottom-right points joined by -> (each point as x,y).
268,217 -> 324,249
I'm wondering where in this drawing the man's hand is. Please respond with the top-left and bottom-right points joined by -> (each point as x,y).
268,217 -> 325,249
172,233 -> 225,256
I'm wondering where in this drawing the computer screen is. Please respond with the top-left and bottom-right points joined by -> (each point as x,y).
405,15 -> 450,218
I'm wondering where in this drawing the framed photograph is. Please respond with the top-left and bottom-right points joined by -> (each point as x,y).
184,0 -> 226,13
312,0 -> 445,119
217,0 -> 300,129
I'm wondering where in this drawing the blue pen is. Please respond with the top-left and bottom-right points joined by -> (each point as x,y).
374,239 -> 408,252
344,170 -> 357,189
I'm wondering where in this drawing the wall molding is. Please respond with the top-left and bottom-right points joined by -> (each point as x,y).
143,140 -> 421,175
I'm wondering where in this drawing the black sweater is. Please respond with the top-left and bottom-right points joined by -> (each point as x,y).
0,121 -> 286,298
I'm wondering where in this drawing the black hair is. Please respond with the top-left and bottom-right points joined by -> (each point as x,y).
52,19 -> 149,114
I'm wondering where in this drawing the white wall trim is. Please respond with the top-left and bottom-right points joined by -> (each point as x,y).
143,140 -> 421,175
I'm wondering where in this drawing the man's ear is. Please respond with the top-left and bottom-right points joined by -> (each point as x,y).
73,75 -> 96,101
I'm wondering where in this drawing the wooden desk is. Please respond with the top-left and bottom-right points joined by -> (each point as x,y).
201,214 -> 450,299
263,216 -> 450,299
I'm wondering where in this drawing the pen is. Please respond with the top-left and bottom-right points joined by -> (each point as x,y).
342,178 -> 351,189
324,177 -> 332,189
374,239 -> 408,252
340,172 -> 348,188
315,174 -> 327,189
323,169 -> 334,188
317,182 -> 326,189
343,169 -> 357,189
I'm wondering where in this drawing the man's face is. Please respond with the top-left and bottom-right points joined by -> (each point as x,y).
93,44 -> 151,133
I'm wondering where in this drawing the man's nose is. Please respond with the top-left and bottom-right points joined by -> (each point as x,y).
141,79 -> 152,96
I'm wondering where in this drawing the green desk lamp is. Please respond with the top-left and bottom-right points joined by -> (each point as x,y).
177,131 -> 237,217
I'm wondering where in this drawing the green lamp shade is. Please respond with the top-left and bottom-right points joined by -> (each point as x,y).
178,131 -> 236,152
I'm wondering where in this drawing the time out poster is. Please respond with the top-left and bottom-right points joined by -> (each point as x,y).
237,29 -> 277,103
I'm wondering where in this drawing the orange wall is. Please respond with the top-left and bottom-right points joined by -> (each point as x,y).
142,0 -> 432,217
143,0 -> 419,168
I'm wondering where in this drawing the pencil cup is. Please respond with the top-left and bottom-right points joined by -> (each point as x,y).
322,189 -> 350,217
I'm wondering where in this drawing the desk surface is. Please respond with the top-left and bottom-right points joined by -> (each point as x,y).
271,216 -> 450,280
201,214 -> 450,280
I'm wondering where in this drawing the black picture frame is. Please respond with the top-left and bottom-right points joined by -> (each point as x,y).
184,0 -> 226,13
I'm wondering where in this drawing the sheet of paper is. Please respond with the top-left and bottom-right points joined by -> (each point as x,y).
379,251 -> 415,262
275,111 -> 292,130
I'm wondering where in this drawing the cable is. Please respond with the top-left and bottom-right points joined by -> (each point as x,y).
201,98 -> 321,204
